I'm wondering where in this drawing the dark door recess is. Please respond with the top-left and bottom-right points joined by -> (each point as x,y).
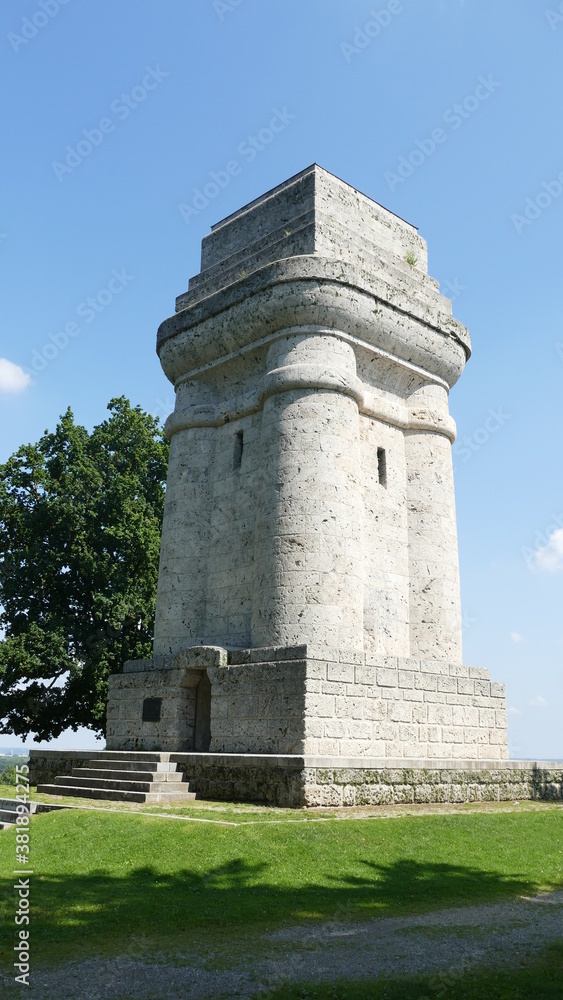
194,672 -> 211,751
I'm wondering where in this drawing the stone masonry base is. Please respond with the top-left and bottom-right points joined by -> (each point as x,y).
106,645 -> 509,759
29,751 -> 563,809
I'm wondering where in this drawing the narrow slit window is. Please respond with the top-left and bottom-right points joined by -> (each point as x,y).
377,447 -> 387,488
233,430 -> 244,470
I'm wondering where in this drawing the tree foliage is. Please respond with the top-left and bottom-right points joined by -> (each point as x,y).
0,397 -> 168,740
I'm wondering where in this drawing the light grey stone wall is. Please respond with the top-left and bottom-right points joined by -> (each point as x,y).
251,334 -> 365,652
106,647 -> 226,751
153,423 -> 216,653
300,762 -> 562,808
304,653 -> 507,760
208,654 -> 307,755
107,644 -> 508,759
360,412 -> 410,658
405,410 -> 462,661
106,667 -> 199,751
204,645 -> 508,760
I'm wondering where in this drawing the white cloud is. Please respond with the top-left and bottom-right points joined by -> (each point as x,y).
531,528 -> 563,572
510,631 -> 523,644
507,706 -> 522,716
0,358 -> 31,394
530,695 -> 548,708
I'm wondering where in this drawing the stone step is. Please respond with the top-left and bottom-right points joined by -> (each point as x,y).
85,758 -> 177,773
58,774 -> 190,793
92,751 -> 173,763
0,798 -> 38,812
0,799 -> 43,829
71,768 -> 186,783
36,783 -> 197,804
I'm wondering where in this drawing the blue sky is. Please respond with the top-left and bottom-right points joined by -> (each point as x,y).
0,0 -> 561,758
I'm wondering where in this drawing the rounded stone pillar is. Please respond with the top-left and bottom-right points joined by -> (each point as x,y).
405,384 -> 462,662
153,382 -> 217,656
251,332 -> 365,651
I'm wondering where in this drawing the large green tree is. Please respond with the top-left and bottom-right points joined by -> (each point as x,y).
0,397 -> 168,740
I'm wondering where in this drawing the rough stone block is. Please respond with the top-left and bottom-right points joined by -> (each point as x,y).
427,705 -> 453,725
403,689 -> 424,702
451,706 -> 479,727
437,676 -> 457,694
398,671 -> 416,689
468,666 -> 490,680
355,664 -> 378,685
474,680 -> 491,697
327,662 -> 354,683
457,678 -> 474,696
376,667 -> 399,688
388,702 -> 413,723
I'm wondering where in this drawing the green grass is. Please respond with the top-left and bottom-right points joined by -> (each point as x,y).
0,805 -> 562,967
257,942 -> 563,999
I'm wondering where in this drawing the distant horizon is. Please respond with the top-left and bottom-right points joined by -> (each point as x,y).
2,745 -> 561,765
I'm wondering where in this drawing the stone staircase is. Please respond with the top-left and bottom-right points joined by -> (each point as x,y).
0,797 -> 64,830
36,751 -> 197,804
0,796 -> 32,829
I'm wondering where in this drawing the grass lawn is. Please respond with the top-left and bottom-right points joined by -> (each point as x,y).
0,801 -> 562,968
257,941 -> 563,999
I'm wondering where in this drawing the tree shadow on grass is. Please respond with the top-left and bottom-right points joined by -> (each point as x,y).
2,856 -> 556,965
330,857 -> 529,911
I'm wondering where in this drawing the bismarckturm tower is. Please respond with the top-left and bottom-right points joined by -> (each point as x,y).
107,164 -> 509,766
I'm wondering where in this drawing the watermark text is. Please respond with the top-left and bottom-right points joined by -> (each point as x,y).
52,66 -> 169,182
546,3 -> 563,29
385,75 -> 501,191
178,107 -> 295,224
27,268 -> 134,374
13,764 -> 32,986
8,0 -> 73,55
453,406 -> 510,465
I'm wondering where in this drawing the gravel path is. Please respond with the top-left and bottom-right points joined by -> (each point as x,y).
2,891 -> 562,999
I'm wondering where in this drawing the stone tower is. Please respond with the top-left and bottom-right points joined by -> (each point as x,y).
107,164 -> 508,761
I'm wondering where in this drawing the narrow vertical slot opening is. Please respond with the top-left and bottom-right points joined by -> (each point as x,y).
377,447 -> 387,488
233,430 -> 244,471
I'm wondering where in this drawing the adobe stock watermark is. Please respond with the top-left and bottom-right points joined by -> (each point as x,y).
213,0 -> 246,20
178,107 -> 296,225
462,610 -> 477,635
521,512 -> 563,569
51,66 -> 169,182
545,2 -> 563,29
556,341 -> 563,363
27,269 -> 134,374
340,0 -> 408,62
153,393 -> 175,422
13,764 -> 32,986
385,75 -> 501,191
7,0 -> 72,55
511,168 -> 563,233
418,955 -> 476,1000
452,406 -> 510,466
440,277 -> 466,303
